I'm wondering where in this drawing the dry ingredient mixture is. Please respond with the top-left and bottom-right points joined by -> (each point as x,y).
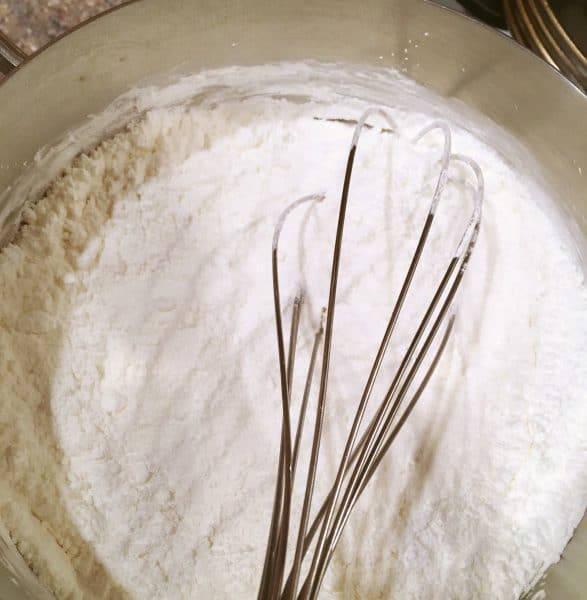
0,64 -> 585,600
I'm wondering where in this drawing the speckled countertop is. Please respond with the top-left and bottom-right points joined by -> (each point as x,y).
0,0 -> 125,54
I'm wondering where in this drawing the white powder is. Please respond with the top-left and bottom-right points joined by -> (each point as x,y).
0,64 -> 585,600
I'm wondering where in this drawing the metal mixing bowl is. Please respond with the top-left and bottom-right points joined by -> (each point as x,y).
0,1 -> 585,597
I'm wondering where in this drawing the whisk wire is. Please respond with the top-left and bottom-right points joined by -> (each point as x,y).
311,154 -> 485,594
312,149 -> 485,592
259,108 -> 484,600
288,308 -> 325,600
307,115 -> 451,599
290,144 -> 358,600
270,295 -> 304,599
258,195 -> 324,600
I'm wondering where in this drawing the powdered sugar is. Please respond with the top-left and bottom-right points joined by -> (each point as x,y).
0,64 -> 585,599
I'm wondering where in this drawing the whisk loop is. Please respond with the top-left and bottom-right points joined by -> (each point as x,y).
258,107 -> 484,600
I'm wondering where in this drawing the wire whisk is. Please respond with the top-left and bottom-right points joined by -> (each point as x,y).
258,107 -> 484,600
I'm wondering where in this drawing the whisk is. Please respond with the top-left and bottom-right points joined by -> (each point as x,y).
258,107 -> 484,600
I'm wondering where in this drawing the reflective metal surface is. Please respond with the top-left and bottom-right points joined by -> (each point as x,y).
0,30 -> 25,76
504,0 -> 587,89
0,1 -> 585,598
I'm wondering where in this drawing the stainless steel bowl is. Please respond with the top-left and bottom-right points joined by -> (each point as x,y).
0,1 -> 585,597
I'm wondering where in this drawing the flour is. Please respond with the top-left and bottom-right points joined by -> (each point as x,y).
0,63 -> 585,600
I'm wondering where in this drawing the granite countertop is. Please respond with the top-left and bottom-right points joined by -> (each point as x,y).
0,0 -> 125,54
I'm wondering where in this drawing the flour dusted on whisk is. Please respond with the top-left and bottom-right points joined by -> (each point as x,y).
0,64 -> 585,600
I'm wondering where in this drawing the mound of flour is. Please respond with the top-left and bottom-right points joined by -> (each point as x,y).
0,67 -> 585,599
